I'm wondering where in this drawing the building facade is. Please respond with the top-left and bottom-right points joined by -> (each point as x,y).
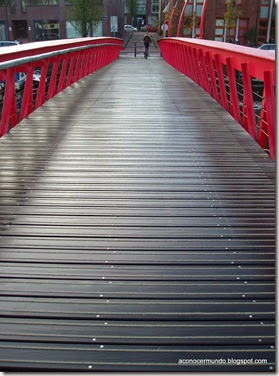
163,0 -> 275,45
0,0 -> 125,43
0,0 -> 275,45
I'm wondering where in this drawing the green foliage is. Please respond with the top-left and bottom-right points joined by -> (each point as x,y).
125,0 -> 137,19
67,0 -> 103,37
247,27 -> 257,45
0,0 -> 11,5
224,0 -> 242,31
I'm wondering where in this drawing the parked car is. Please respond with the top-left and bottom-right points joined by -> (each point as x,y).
147,25 -> 158,32
258,43 -> 275,51
124,25 -> 137,32
0,71 -> 26,100
0,40 -> 21,47
14,72 -> 26,92
140,24 -> 158,32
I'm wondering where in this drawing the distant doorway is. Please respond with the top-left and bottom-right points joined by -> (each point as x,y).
12,20 -> 28,42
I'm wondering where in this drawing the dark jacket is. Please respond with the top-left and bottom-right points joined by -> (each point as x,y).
143,35 -> 152,47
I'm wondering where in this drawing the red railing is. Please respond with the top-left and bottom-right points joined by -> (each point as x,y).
158,38 -> 276,159
0,37 -> 124,138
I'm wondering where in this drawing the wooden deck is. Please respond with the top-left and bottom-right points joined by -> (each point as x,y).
0,56 -> 275,372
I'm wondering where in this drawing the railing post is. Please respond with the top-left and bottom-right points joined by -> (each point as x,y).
35,62 -> 48,109
19,63 -> 34,121
241,63 -> 256,140
198,48 -> 210,94
214,54 -> 228,111
258,94 -> 268,149
191,47 -> 200,85
205,51 -> 219,102
57,57 -> 68,93
47,58 -> 60,100
65,53 -> 76,88
0,68 -> 15,137
263,70 -> 275,159
226,57 -> 241,124
72,52 -> 82,84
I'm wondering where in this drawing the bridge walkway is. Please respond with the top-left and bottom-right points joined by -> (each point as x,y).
0,56 -> 275,371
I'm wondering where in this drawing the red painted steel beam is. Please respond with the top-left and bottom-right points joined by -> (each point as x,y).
158,38 -> 274,81
0,40 -> 124,138
0,37 -> 124,63
199,0 -> 209,39
177,0 -> 189,37
158,37 -> 275,159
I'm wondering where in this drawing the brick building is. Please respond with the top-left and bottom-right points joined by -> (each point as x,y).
0,0 -> 275,46
162,0 -> 275,45
0,0 -> 125,43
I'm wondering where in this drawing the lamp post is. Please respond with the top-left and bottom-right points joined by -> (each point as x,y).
191,0 -> 196,38
158,0 -> 162,31
266,0 -> 274,43
4,0 -> 9,40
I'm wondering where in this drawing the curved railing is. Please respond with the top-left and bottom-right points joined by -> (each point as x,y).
158,38 -> 275,159
0,37 -> 124,137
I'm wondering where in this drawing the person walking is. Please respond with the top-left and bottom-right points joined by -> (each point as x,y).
143,32 -> 152,59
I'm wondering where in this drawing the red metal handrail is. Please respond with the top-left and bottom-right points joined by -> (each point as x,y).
0,38 -> 124,138
158,38 -> 275,159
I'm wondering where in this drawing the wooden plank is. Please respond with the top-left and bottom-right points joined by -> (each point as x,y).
0,343 -> 275,371
0,279 -> 275,299
0,318 -> 275,345
0,264 -> 275,280
0,297 -> 275,320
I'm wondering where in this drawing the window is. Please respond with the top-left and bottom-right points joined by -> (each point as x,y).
216,19 -> 224,27
136,0 -> 145,15
258,1 -> 275,44
34,20 -> 60,41
182,0 -> 204,37
260,6 -> 269,18
0,21 -> 6,40
196,5 -> 203,17
152,0 -> 159,13
214,18 -> 224,41
23,0 -> 58,6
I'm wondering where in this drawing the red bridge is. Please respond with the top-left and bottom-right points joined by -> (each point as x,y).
0,36 -> 275,372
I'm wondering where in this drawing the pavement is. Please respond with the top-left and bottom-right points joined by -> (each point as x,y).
121,31 -> 161,58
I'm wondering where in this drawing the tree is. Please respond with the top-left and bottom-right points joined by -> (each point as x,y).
224,0 -> 242,41
67,0 -> 104,37
125,0 -> 137,23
